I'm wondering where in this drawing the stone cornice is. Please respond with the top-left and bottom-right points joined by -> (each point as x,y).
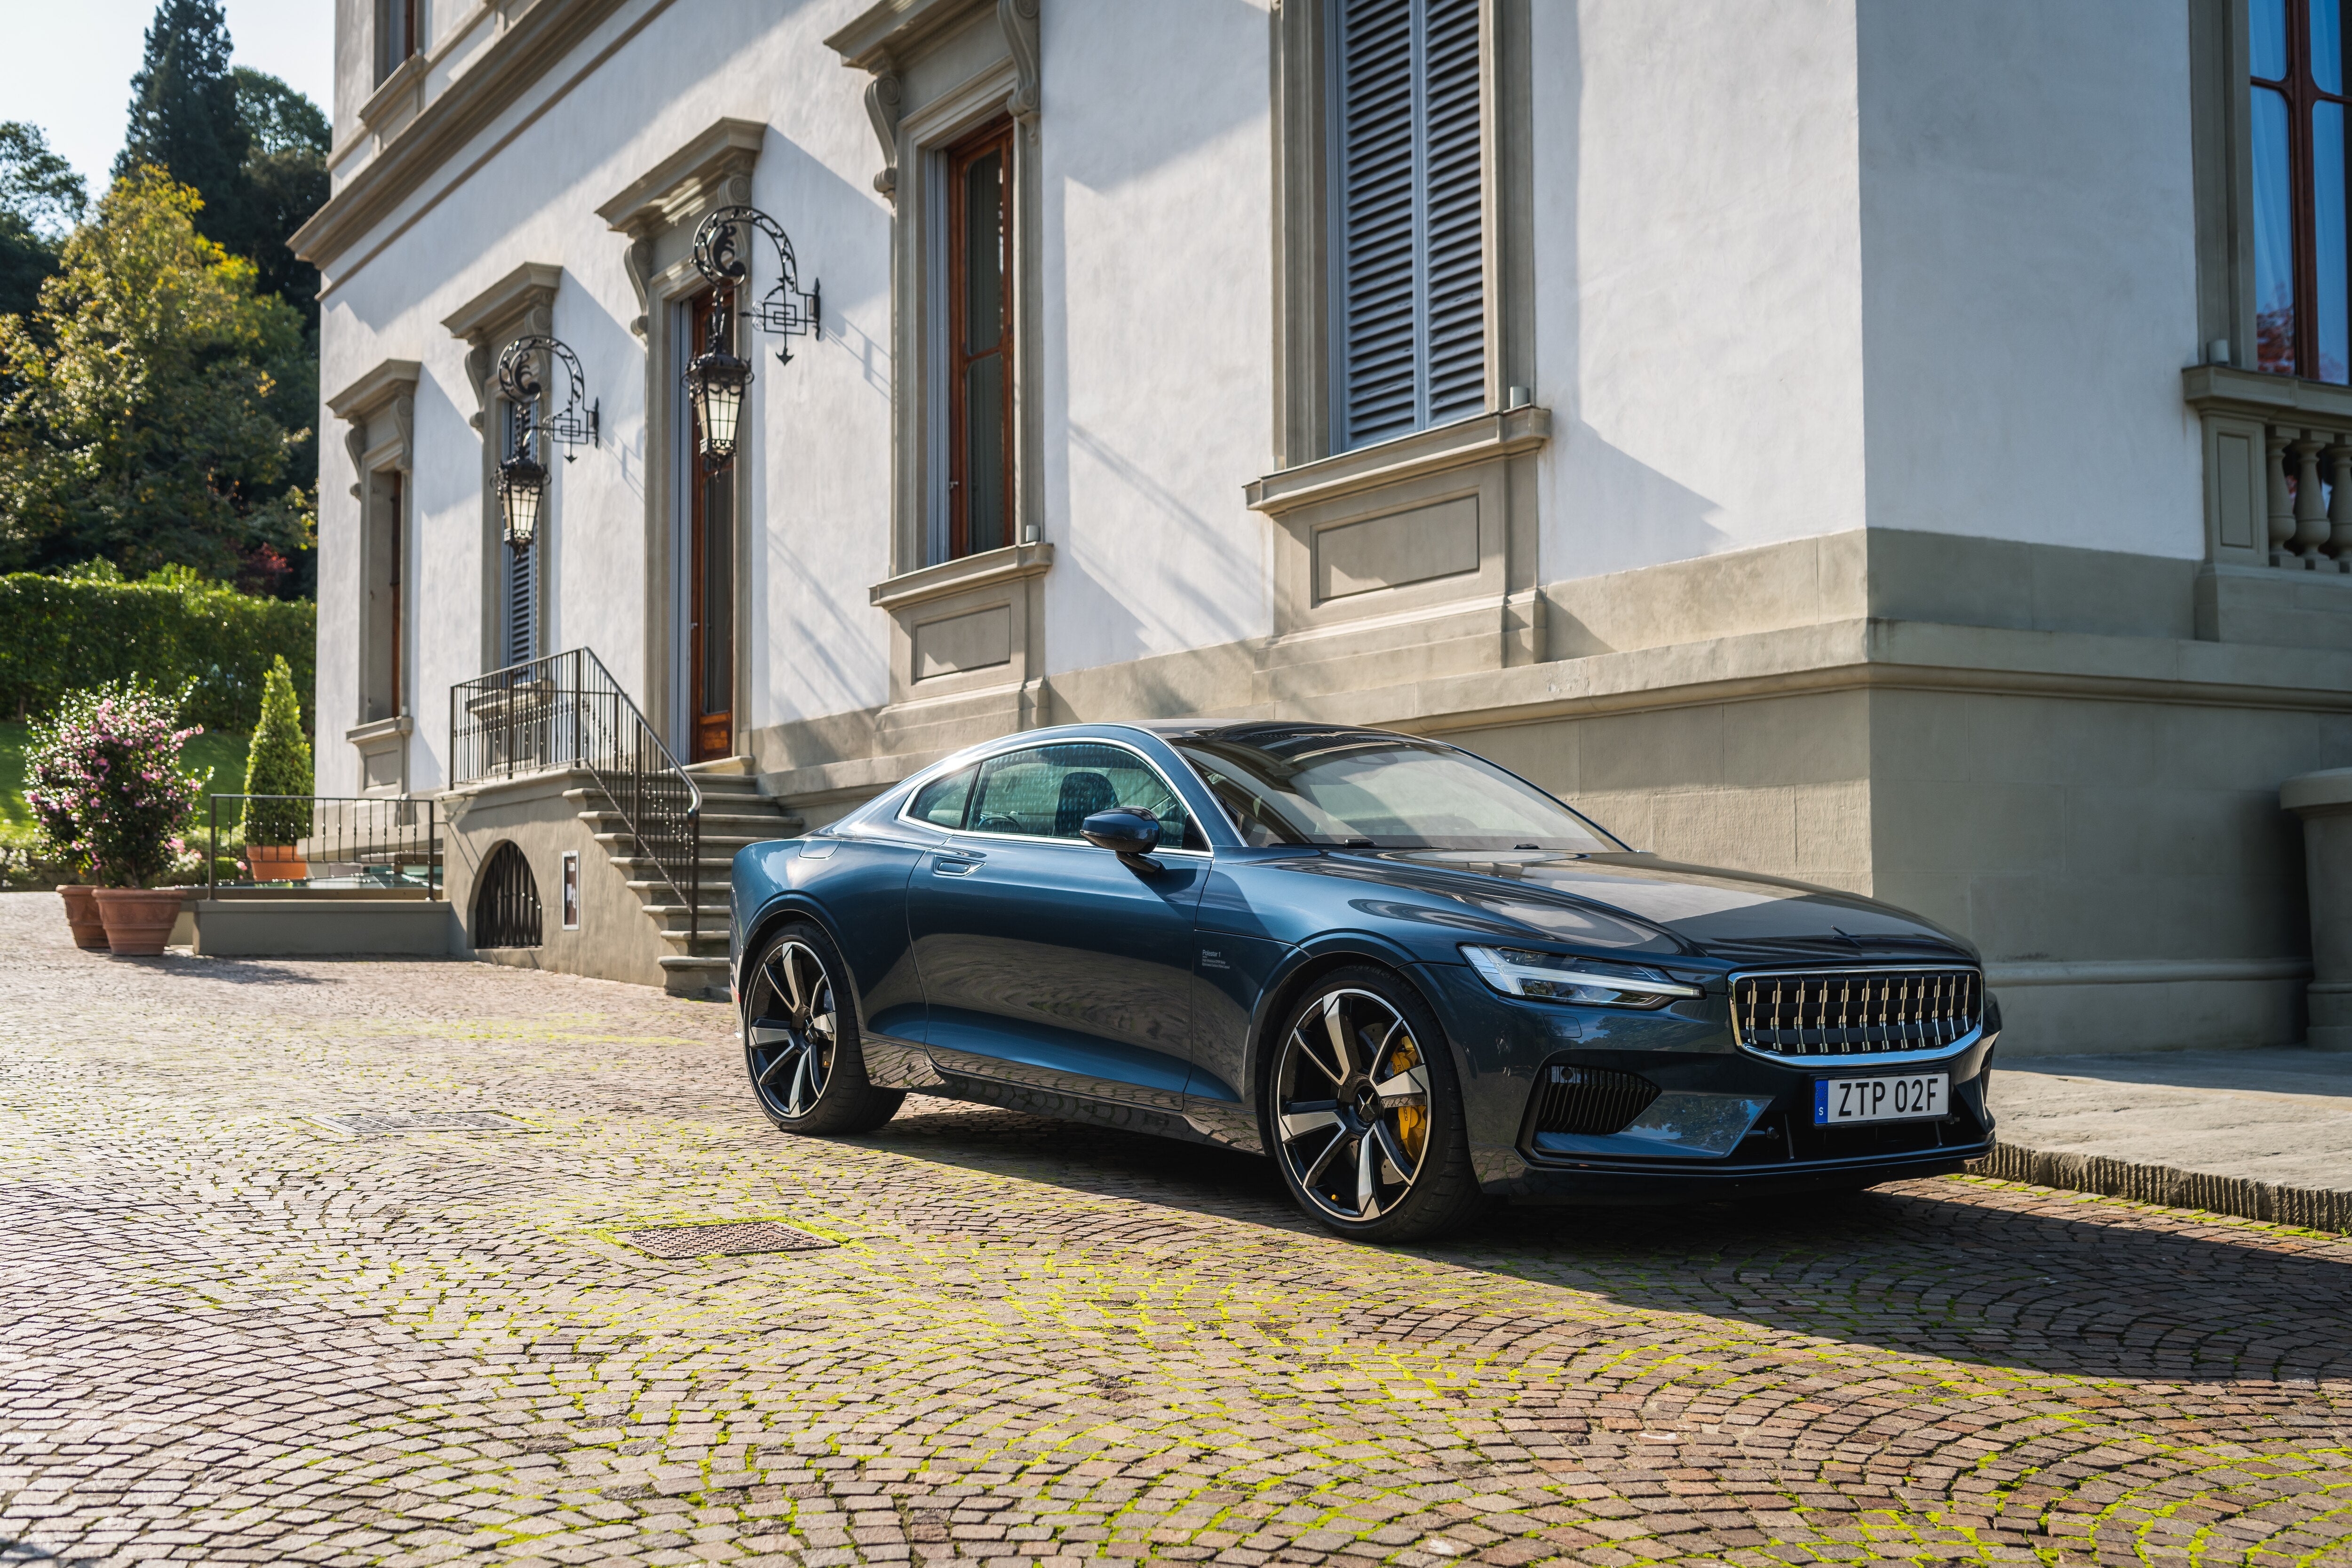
825,0 -> 994,72
594,117 -> 766,237
440,262 -> 564,343
326,358 -> 423,422
293,0 -> 648,272
1245,406 -> 1553,515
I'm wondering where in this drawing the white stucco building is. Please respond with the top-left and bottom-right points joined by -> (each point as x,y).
299,0 -> 2351,1048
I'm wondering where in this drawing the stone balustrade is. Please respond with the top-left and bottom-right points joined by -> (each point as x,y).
2262,423 -> 2352,572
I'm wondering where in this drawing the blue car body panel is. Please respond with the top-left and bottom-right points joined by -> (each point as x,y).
731,720 -> 1999,1204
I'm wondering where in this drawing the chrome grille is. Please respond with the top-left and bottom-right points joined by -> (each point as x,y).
1732,969 -> 1981,1057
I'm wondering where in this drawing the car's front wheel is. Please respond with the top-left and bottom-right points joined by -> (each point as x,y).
742,922 -> 903,1135
1263,966 -> 1485,1242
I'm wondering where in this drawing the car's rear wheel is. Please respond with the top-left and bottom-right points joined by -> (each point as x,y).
742,922 -> 903,1135
1263,965 -> 1485,1242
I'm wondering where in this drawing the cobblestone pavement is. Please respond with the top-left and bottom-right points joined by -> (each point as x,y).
0,894 -> 2346,1568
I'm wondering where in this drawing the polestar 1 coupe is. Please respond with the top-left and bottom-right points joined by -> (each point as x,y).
729,722 -> 1998,1241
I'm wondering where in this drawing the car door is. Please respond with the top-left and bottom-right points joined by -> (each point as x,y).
906,739 -> 1210,1112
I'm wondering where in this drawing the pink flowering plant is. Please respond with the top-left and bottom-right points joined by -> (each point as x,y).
24,680 -> 205,889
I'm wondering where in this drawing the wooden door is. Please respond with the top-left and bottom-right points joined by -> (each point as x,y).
687,289 -> 735,763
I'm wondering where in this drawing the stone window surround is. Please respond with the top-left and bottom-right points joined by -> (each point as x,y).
597,119 -> 763,757
1255,0 -> 1545,667
830,0 -> 1049,715
326,358 -> 422,795
441,261 -> 563,677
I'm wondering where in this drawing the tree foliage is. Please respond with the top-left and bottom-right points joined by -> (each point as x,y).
116,0 -> 248,256
231,69 -> 328,332
240,652 -> 311,843
0,170 -> 313,585
0,123 -> 89,324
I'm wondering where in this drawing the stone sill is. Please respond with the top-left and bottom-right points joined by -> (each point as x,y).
346,715 -> 413,746
2182,363 -> 2352,422
869,541 -> 1053,611
1245,406 -> 1551,515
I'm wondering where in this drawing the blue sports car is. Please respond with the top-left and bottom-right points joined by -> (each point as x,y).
729,722 -> 1997,1241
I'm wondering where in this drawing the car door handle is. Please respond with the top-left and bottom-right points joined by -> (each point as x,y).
932,856 -> 983,876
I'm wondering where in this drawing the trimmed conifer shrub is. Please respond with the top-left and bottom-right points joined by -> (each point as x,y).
239,654 -> 311,845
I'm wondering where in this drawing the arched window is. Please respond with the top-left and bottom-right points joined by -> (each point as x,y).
472,842 -> 542,948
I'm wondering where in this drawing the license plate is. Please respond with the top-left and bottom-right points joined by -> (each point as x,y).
1814,1072 -> 1948,1126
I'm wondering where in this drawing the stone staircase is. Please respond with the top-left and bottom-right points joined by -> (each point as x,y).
566,756 -> 803,996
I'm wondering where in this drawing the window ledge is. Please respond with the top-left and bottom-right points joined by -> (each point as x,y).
1246,406 -> 1552,516
2182,363 -> 2352,421
346,715 -> 413,746
358,52 -> 429,135
870,541 -> 1054,612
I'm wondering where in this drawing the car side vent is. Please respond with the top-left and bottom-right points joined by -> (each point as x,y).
1532,1065 -> 1661,1135
1732,969 -> 1982,1057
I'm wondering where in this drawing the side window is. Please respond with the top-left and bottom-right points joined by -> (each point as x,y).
966,743 -> 1198,845
906,765 -> 976,829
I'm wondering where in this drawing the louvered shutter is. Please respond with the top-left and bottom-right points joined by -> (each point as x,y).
500,399 -> 538,668
503,539 -> 536,667
1331,0 -> 1485,451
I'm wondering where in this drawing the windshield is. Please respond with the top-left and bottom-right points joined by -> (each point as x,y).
1173,727 -> 1623,853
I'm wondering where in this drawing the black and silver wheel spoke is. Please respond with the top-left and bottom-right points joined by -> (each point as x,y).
745,939 -> 836,1122
1274,987 -> 1431,1224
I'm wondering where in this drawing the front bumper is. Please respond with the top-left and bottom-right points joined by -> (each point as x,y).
1409,960 -> 1997,1204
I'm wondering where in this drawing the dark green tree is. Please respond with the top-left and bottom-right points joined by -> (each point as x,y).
0,123 -> 89,324
115,0 -> 248,256
233,68 -> 327,329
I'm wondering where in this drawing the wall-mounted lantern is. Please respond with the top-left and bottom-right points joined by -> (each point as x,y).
682,204 -> 821,471
495,335 -> 596,547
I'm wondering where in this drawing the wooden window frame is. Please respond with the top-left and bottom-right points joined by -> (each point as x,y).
2251,0 -> 2352,379
945,119 -> 1016,562
377,0 -> 421,85
385,470 -> 403,720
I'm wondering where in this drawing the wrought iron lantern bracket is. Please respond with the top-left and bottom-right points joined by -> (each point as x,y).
690,204 -> 822,363
494,334 -> 596,548
495,334 -> 598,456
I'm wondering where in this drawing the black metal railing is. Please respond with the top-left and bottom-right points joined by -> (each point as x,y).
448,648 -> 705,944
207,795 -> 441,896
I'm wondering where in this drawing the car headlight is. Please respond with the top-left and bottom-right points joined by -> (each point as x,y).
1459,945 -> 1703,1008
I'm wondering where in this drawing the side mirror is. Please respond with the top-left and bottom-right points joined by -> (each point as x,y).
1081,807 -> 1161,858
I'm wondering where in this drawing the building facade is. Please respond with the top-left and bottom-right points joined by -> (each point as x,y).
299,0 -> 2352,1049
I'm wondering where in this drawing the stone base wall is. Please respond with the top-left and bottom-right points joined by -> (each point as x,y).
440,768 -> 671,990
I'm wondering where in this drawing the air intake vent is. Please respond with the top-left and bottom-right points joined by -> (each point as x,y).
1733,970 -> 1981,1057
1532,1065 -> 1661,1135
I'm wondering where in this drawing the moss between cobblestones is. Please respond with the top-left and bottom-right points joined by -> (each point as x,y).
0,909 -> 2344,1566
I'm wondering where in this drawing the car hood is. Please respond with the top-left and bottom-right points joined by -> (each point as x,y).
1303,849 -> 1978,967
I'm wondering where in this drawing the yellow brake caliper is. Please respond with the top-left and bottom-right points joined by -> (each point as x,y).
1387,1035 -> 1427,1162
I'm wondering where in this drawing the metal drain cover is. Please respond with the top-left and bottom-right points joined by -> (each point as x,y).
314,1112 -> 540,1136
618,1221 -> 834,1258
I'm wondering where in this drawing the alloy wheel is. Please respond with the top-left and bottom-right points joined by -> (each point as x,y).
744,939 -> 837,1120
1272,987 -> 1433,1223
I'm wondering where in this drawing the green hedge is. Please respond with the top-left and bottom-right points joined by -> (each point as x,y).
0,575 -> 314,733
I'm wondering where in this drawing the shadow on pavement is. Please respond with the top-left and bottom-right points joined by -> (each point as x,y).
857,1098 -> 2352,1387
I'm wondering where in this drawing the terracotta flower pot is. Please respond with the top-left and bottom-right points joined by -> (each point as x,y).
57,885 -> 109,950
246,843 -> 309,883
94,887 -> 186,957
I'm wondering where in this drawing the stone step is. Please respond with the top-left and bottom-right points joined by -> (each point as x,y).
682,756 -> 756,776
575,814 -> 799,840
597,827 -> 771,851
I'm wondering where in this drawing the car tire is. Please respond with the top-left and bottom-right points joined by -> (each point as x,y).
1262,964 -> 1486,1243
741,921 -> 904,1136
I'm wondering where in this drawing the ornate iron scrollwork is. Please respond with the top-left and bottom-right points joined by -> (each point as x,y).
494,335 -> 598,455
690,204 -> 823,362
